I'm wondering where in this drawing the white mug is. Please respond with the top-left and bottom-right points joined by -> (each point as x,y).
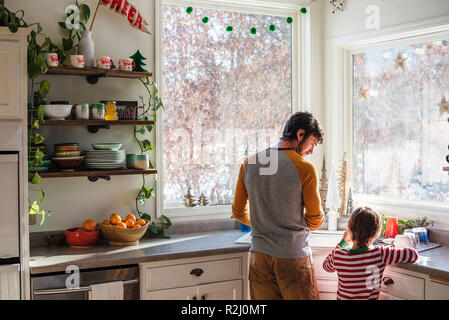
46,53 -> 59,67
392,234 -> 415,248
70,55 -> 85,68
96,56 -> 114,69
74,103 -> 89,120
119,58 -> 135,71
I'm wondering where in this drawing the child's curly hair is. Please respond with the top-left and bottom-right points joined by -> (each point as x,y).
349,206 -> 382,248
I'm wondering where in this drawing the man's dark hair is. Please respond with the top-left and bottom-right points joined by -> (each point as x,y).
349,206 -> 382,248
281,111 -> 324,144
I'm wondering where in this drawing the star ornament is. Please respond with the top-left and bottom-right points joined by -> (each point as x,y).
394,52 -> 407,70
437,94 -> 449,116
359,84 -> 369,101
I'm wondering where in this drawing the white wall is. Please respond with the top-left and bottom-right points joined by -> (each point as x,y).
323,0 -> 449,39
6,0 -> 156,232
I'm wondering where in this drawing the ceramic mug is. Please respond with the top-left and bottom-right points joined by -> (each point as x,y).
70,55 -> 85,68
74,103 -> 89,120
46,53 -> 59,67
119,58 -> 135,71
90,103 -> 105,120
132,154 -> 149,170
96,56 -> 114,69
126,154 -> 136,169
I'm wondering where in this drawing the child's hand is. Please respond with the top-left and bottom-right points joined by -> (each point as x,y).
343,230 -> 352,244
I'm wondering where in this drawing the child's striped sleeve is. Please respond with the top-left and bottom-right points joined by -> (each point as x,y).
322,239 -> 349,273
381,246 -> 419,265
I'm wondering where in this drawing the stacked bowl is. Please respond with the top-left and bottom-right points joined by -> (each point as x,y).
84,143 -> 126,170
52,143 -> 84,171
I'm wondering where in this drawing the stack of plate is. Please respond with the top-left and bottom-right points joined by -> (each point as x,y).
84,150 -> 126,170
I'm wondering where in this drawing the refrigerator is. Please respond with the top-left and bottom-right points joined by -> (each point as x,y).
0,151 -> 21,300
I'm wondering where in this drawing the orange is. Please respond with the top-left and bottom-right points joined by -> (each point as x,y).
132,224 -> 141,229
110,213 -> 121,225
116,222 -> 126,228
81,219 -> 97,231
125,219 -> 135,228
102,219 -> 110,225
126,213 -> 136,222
136,219 -> 147,226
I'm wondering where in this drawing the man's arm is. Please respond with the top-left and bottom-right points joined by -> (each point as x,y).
301,163 -> 325,231
232,162 -> 251,226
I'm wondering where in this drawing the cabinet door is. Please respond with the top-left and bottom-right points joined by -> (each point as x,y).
143,285 -> 197,300
428,280 -> 449,300
0,40 -> 20,117
379,292 -> 405,300
198,280 -> 242,300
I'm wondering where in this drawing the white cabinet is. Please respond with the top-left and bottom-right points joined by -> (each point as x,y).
427,277 -> 449,300
140,252 -> 249,300
0,264 -> 20,300
0,28 -> 28,119
380,267 -> 425,300
312,248 -> 338,300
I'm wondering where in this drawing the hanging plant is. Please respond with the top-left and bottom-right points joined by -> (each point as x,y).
134,78 -> 172,238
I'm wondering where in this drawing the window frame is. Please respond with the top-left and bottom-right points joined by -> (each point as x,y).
154,0 -> 311,222
325,15 -> 449,229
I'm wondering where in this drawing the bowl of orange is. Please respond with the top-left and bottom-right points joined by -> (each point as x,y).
65,219 -> 99,247
99,213 -> 149,246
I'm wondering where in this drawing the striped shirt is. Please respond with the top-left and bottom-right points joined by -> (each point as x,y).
322,240 -> 419,300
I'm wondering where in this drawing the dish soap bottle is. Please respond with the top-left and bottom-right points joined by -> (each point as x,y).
105,101 -> 118,120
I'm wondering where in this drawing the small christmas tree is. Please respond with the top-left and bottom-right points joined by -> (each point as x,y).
198,192 -> 209,206
183,187 -> 197,207
337,152 -> 352,216
344,188 -> 354,216
130,50 -> 148,72
319,156 -> 329,213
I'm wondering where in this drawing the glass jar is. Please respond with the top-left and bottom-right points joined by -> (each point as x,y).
104,101 -> 118,121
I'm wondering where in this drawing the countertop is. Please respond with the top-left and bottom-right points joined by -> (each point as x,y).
30,230 -> 251,275
29,229 -> 449,281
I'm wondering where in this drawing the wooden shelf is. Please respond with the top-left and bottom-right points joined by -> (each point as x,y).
36,120 -> 155,126
31,119 -> 155,133
443,167 -> 449,171
29,169 -> 157,181
45,66 -> 152,83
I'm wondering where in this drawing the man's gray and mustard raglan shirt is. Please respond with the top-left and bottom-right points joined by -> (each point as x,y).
232,148 -> 324,259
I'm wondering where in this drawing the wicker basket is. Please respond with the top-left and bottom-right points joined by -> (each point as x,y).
99,221 -> 149,246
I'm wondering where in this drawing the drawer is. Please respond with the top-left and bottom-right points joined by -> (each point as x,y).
313,254 -> 338,281
428,278 -> 449,300
144,257 -> 242,290
381,270 -> 425,300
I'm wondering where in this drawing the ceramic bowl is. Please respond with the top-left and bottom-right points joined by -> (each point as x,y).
54,145 -> 80,152
130,154 -> 149,170
52,156 -> 84,171
126,154 -> 136,169
43,104 -> 73,120
64,228 -> 99,247
91,143 -> 122,151
53,151 -> 81,157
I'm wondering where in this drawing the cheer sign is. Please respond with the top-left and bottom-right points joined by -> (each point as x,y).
99,0 -> 151,35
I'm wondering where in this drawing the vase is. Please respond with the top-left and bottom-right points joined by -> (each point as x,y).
78,31 -> 95,68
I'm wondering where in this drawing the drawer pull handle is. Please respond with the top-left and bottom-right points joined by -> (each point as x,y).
192,296 -> 197,300
201,294 -> 207,300
190,268 -> 204,277
382,277 -> 394,285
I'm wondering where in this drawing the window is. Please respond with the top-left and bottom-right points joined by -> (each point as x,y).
157,1 -> 302,216
353,39 -> 449,203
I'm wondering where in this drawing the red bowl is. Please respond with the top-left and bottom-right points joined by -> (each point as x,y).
64,227 -> 99,247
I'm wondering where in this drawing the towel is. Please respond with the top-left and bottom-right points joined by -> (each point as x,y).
88,281 -> 124,300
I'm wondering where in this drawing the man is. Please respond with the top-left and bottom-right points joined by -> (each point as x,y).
232,111 -> 325,300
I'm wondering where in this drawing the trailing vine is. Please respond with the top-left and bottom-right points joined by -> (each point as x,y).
134,78 -> 172,238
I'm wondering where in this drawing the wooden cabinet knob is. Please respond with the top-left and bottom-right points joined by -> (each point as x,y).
190,268 -> 204,277
382,277 -> 394,285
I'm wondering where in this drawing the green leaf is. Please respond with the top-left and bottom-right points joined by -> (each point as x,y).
39,80 -> 51,96
138,199 -> 145,206
160,214 -> 172,227
41,37 -> 51,48
138,127 -> 145,135
149,221 -> 159,234
40,188 -> 45,202
38,210 -> 46,226
28,201 -> 40,215
161,225 -> 170,238
33,132 -> 44,145
79,4 -> 90,23
31,172 -> 41,185
37,105 -> 45,123
58,21 -> 68,29
62,37 -> 73,51
33,120 -> 40,129
146,125 -> 153,134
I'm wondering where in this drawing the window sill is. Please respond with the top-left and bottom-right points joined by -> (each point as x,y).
161,205 -> 233,223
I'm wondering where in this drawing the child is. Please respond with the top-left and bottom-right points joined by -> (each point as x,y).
322,206 -> 419,300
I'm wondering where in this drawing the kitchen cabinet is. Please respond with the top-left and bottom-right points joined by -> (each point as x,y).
380,267 -> 425,300
140,252 -> 249,300
0,38 -> 20,117
312,248 -> 338,300
0,27 -> 30,300
427,276 -> 449,300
